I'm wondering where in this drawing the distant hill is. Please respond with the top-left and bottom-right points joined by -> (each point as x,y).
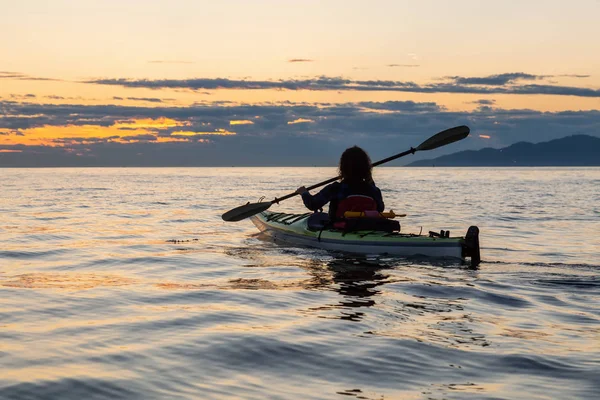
407,134 -> 600,166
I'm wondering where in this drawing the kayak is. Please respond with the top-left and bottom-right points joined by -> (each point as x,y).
250,211 -> 481,266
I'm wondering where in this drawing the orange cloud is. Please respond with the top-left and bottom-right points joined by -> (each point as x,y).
287,118 -> 314,125
113,117 -> 189,129
173,129 -> 236,136
0,125 -> 118,146
479,134 -> 491,139
229,120 -> 254,125
155,137 -> 195,143
0,118 -> 217,146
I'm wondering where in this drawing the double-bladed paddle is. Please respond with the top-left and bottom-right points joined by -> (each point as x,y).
222,125 -> 470,222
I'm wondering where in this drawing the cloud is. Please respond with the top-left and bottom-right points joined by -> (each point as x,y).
470,99 -> 496,105
2,100 -> 599,139
357,101 -> 443,112
387,64 -> 420,68
0,71 -> 22,77
448,73 -> 590,85
84,74 -> 600,97
288,59 -> 314,63
120,134 -> 157,141
0,71 -> 61,82
447,72 -> 547,86
0,136 -> 339,167
50,136 -> 120,145
0,129 -> 24,136
112,96 -> 169,103
2,99 -> 599,166
172,129 -> 235,136
287,118 -> 314,125
148,60 -> 194,64
126,97 -> 165,103
559,74 -> 590,78
9,94 -> 37,100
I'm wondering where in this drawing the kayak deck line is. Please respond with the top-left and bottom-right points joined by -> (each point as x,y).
250,211 -> 481,267
266,212 -> 312,224
260,211 -> 455,240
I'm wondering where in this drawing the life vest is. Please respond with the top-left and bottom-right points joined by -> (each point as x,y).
335,195 -> 377,219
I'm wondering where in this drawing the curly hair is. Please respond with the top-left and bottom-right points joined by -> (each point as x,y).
338,146 -> 373,184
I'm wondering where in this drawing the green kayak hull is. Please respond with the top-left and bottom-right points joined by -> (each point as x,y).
250,211 -> 480,265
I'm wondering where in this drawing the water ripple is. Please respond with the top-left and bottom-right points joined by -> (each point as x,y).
1,167 -> 599,399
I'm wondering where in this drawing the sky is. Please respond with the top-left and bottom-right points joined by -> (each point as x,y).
1,0 -> 599,166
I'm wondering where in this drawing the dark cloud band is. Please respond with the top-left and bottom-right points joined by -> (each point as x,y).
1,98 -> 599,166
84,74 -> 600,97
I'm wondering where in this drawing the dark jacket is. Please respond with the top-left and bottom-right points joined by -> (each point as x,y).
300,181 -> 384,219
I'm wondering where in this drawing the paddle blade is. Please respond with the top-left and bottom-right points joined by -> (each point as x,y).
222,201 -> 272,222
416,125 -> 470,151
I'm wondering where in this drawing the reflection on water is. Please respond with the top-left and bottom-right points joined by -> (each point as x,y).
1,167 -> 599,399
302,258 -> 390,321
2,273 -> 136,290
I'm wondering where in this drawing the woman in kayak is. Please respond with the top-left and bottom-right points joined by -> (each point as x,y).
296,146 -> 384,220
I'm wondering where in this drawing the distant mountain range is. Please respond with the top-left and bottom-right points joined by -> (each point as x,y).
407,134 -> 600,166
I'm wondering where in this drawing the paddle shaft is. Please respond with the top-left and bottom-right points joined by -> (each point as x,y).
222,125 -> 469,221
272,147 -> 417,204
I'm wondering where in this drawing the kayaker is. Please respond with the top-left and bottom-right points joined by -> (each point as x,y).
296,146 -> 384,220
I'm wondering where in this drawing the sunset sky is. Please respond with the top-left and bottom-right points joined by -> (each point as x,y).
1,0 -> 599,165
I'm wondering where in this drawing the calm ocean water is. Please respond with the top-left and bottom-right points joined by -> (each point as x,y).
1,167 -> 599,400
